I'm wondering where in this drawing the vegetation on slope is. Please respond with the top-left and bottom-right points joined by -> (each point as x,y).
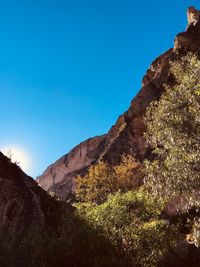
76,154 -> 141,204
144,53 -> 200,247
144,53 -> 200,198
2,52 -> 200,266
76,190 -> 178,266
74,52 -> 200,266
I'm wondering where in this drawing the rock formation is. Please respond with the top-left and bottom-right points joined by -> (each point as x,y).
38,7 -> 200,200
0,152 -> 69,240
38,136 -> 107,200
187,6 -> 200,27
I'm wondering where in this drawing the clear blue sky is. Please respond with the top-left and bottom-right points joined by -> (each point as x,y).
0,0 -> 199,177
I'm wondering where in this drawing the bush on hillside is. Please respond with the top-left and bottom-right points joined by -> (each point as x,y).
76,190 -> 179,267
75,154 -> 141,204
144,53 -> 200,199
144,53 -> 200,247
0,213 -> 127,267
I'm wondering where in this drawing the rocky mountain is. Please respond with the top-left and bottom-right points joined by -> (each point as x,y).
0,152 -> 70,240
37,6 -> 200,200
0,151 -> 123,267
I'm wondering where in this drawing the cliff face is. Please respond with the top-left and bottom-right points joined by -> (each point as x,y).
0,152 -> 69,240
37,7 -> 200,200
38,136 -> 107,200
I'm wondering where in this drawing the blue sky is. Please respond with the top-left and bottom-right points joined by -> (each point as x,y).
0,0 -> 199,177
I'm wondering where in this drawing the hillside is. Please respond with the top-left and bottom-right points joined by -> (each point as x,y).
37,7 -> 200,200
0,151 -> 128,267
2,6 -> 200,266
0,152 -> 70,238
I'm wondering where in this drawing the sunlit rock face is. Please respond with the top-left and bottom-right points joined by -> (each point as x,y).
187,6 -> 200,27
37,136 -> 107,199
0,152 -> 67,239
38,7 -> 200,200
174,7 -> 200,52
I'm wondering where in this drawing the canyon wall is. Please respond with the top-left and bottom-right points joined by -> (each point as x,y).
37,7 -> 200,200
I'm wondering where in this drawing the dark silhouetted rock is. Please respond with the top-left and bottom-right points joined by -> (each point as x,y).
0,152 -> 70,240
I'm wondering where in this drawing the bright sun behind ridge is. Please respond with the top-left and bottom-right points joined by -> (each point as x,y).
1,146 -> 30,173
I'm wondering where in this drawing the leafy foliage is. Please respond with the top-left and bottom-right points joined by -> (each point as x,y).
75,154 -> 141,204
4,50 -> 200,267
144,53 -> 200,198
0,213 -> 126,267
76,190 -> 178,267
190,217 -> 200,247
143,53 -> 200,248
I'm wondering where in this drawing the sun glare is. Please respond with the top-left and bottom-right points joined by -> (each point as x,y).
1,146 -> 30,173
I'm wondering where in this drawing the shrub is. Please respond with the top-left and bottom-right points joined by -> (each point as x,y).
76,190 -> 178,266
75,154 -> 141,204
143,53 -> 200,248
0,214 -> 126,267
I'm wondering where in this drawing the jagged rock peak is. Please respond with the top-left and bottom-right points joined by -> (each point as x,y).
174,7 -> 200,52
187,6 -> 200,27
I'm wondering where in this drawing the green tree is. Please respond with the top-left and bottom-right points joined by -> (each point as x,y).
144,53 -> 200,200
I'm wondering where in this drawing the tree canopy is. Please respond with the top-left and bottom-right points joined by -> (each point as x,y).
75,154 -> 141,204
144,53 -> 200,199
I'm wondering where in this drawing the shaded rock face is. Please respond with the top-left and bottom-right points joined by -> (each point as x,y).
0,152 -> 44,237
0,152 -> 66,239
38,7 -> 200,200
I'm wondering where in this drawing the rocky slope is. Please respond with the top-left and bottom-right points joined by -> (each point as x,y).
37,6 -> 200,200
0,152 -> 69,240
